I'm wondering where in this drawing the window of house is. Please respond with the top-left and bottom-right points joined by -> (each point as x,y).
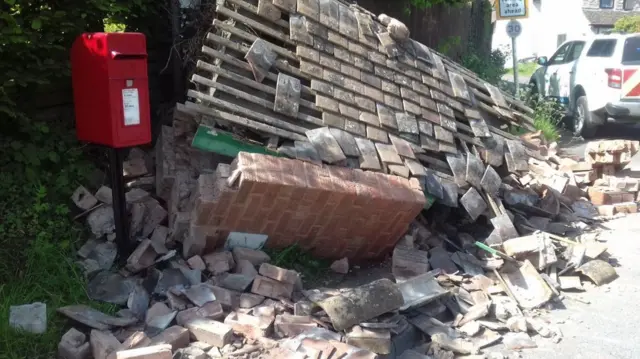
587,39 -> 618,57
623,0 -> 635,10
600,0 -> 614,8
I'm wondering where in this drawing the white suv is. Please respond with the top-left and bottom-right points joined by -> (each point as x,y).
529,32 -> 640,138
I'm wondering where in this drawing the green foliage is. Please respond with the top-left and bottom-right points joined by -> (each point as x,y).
437,36 -> 462,57
266,245 -> 331,283
0,0 -> 158,122
529,97 -> 563,142
0,115 -> 111,358
505,62 -> 540,78
407,0 -> 470,9
614,15 -> 640,33
461,48 -> 509,85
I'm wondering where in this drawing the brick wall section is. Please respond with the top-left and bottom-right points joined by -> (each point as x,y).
191,152 -> 425,260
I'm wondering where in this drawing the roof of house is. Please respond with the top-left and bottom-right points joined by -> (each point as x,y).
583,9 -> 640,25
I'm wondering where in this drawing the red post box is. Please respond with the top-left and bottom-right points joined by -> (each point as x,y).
71,32 -> 151,148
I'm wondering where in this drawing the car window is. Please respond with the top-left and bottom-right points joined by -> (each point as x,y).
622,36 -> 640,64
586,39 -> 617,57
566,41 -> 586,62
548,42 -> 573,65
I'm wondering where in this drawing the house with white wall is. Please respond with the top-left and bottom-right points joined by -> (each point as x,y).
492,0 -> 640,68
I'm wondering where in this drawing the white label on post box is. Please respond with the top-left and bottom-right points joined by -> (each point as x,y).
122,88 -> 140,126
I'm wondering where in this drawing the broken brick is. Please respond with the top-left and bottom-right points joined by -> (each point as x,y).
149,326 -> 190,351
114,344 -> 172,359
224,311 -> 274,339
274,314 -> 318,338
258,263 -> 300,285
251,275 -> 294,299
185,319 -> 233,348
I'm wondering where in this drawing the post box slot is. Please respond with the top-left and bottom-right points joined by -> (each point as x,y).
111,53 -> 147,60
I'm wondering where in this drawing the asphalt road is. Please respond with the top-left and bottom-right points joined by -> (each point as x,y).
504,214 -> 640,359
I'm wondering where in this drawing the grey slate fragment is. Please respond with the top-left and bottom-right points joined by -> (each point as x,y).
490,213 -> 519,241
289,15 -> 313,45
465,154 -> 485,189
294,140 -> 322,163
319,0 -> 339,29
506,140 -> 529,171
297,0 -> 319,20
317,279 -> 404,331
441,180 -> 459,207
460,187 -> 487,221
404,158 -> 427,177
273,0 -> 296,12
399,133 -> 420,144
388,164 -> 410,178
437,102 -> 455,119
429,246 -> 458,274
338,3 -> 359,40
355,10 -> 375,37
389,134 -> 416,159
344,119 -> 366,137
245,39 -> 277,83
411,40 -> 432,62
439,115 -> 457,132
448,71 -> 471,101
446,154 -> 467,187
376,103 -> 398,129
481,136 -> 504,167
396,112 -> 419,135
274,73 -> 301,117
469,118 -> 491,138
397,273 -> 449,311
258,0 -> 282,21
434,126 -> 454,144
420,135 -> 439,152
306,127 -> 347,164
87,271 -> 137,305
418,121 -> 433,137
375,143 -> 403,165
439,141 -> 458,155
57,305 -> 137,330
376,31 -> 400,57
127,284 -> 150,319
154,268 -> 190,295
329,128 -> 360,157
424,171 -> 444,199
429,53 -> 448,80
480,166 -> 502,195
355,138 -> 382,170
485,82 -> 508,108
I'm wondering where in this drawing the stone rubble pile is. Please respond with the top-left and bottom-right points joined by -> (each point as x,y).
29,134 -> 623,359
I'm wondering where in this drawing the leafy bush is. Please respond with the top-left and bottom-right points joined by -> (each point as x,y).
614,15 -> 640,33
461,48 -> 509,85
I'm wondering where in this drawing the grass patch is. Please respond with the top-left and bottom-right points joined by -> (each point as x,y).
0,117 -> 114,359
505,62 -> 539,78
266,245 -> 331,283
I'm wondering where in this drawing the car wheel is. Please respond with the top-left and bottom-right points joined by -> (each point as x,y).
574,96 -> 598,138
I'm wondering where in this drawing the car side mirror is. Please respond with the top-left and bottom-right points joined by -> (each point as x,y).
536,56 -> 548,66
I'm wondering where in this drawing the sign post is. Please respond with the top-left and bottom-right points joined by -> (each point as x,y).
506,19 -> 523,95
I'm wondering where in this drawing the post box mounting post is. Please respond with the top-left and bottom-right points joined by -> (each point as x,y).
108,147 -> 131,256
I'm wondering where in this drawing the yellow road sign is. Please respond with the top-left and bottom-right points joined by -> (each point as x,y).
496,0 -> 529,20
